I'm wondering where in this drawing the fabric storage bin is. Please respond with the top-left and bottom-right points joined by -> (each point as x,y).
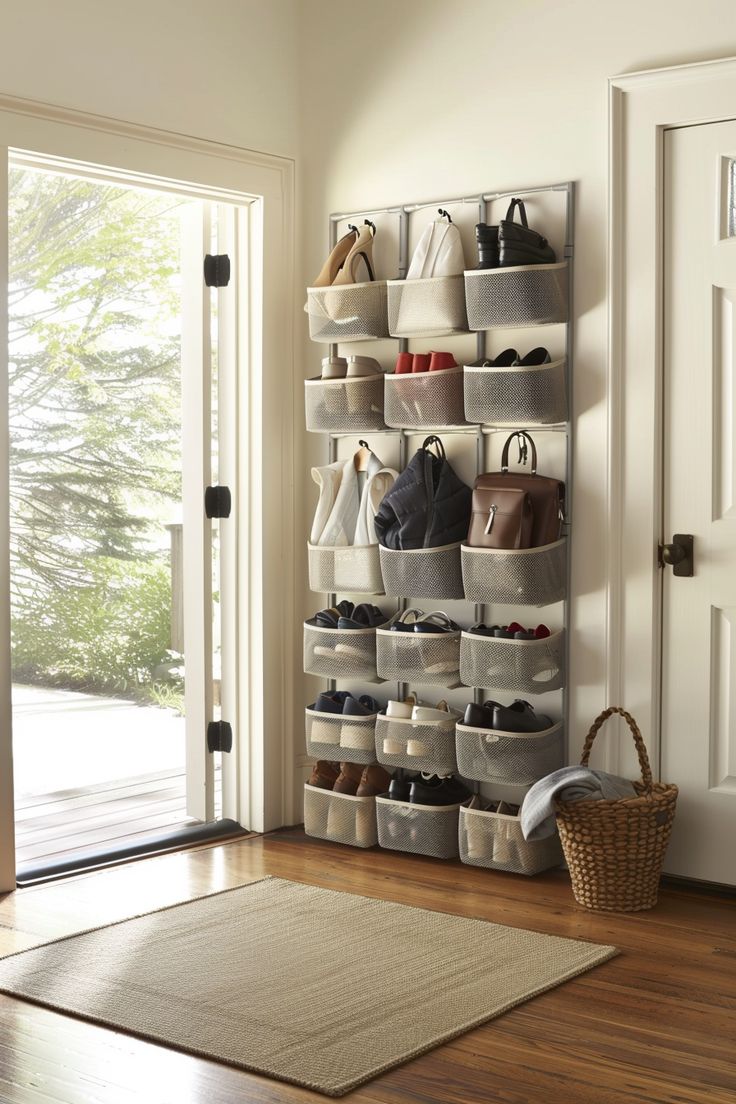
455,721 -> 564,785
459,630 -> 565,693
304,375 -> 386,433
463,263 -> 568,329
379,543 -> 464,600
461,540 -> 567,606
459,804 -> 563,875
305,281 -> 389,343
375,795 -> 462,859
303,622 -> 378,680
308,543 -> 384,595
303,784 -> 378,848
383,366 -> 467,429
375,627 -> 460,685
387,275 -> 469,338
305,705 -> 377,765
374,713 -> 458,774
463,359 -> 567,426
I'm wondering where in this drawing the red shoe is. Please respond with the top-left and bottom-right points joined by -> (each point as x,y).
394,352 -> 413,374
534,624 -> 551,639
412,352 -> 431,373
428,351 -> 457,372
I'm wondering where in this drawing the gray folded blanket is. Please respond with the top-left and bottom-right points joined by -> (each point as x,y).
521,766 -> 637,841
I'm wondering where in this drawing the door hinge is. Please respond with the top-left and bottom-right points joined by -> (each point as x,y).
205,485 -> 232,518
207,720 -> 233,753
203,253 -> 231,287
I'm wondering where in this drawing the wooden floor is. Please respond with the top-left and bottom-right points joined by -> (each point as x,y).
0,829 -> 734,1103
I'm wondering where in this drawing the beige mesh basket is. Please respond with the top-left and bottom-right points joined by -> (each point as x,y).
463,359 -> 567,426
305,281 -> 389,343
459,804 -> 563,875
375,795 -> 462,859
303,622 -> 378,681
308,543 -> 384,595
374,712 -> 459,774
375,628 -> 460,685
305,705 -> 377,765
455,721 -> 564,785
387,275 -> 469,338
379,543 -> 464,600
461,540 -> 567,606
463,263 -> 568,329
303,784 -> 378,848
304,375 -> 386,434
383,367 -> 467,429
459,630 -> 565,692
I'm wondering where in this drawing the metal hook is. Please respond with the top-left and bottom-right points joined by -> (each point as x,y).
358,440 -> 371,450
438,208 -> 452,223
516,433 -> 528,467
364,219 -> 376,233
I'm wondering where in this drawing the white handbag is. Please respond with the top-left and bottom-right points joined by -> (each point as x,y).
405,216 -> 465,279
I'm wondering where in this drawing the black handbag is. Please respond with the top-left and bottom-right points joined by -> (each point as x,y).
497,198 -> 556,267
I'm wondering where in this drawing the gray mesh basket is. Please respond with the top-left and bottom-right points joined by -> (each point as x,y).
463,264 -> 568,329
463,360 -> 567,426
305,706 -> 377,765
387,275 -> 469,338
375,795 -> 462,859
455,721 -> 564,785
384,367 -> 467,429
304,375 -> 386,433
461,540 -> 567,606
305,281 -> 389,343
375,628 -> 460,685
303,622 -> 378,680
459,805 -> 563,874
374,713 -> 459,773
303,784 -> 378,848
459,630 -> 565,692
379,543 -> 464,600
308,543 -> 384,595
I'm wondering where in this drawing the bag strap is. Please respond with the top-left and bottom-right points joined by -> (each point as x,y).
579,706 -> 653,793
422,434 -> 446,460
501,431 -> 537,475
504,197 -> 528,227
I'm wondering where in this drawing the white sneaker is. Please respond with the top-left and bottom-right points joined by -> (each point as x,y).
346,355 -> 382,378
386,695 -> 416,719
411,700 -> 453,723
321,356 -> 347,379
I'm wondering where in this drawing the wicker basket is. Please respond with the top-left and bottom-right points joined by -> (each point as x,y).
556,707 -> 678,913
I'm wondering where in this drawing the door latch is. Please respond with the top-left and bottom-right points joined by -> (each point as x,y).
203,254 -> 231,287
659,534 -> 694,577
207,720 -> 233,753
205,485 -> 232,519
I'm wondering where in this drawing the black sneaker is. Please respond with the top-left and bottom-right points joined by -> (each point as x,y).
409,774 -> 472,806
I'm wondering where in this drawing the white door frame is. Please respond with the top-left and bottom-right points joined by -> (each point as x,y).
608,57 -> 736,778
0,95 -> 296,890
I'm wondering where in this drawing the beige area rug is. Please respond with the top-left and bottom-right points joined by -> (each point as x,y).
0,877 -> 616,1096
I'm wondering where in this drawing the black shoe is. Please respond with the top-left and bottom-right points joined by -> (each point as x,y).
412,611 -> 459,634
474,223 -> 499,269
342,694 -> 380,717
519,347 -> 551,367
468,623 -> 495,637
492,699 -> 553,733
313,600 -> 354,628
468,348 -> 519,369
388,776 -> 412,802
409,774 -> 471,806
463,701 -> 500,728
313,690 -> 353,714
337,603 -> 387,629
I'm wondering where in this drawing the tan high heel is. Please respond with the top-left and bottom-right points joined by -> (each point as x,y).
331,221 -> 376,286
310,225 -> 359,287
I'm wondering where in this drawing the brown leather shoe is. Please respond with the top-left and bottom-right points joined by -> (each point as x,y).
356,764 -> 392,797
332,761 -> 364,795
308,760 -> 340,790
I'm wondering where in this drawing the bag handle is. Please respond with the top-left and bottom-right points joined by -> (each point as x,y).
422,434 -> 446,460
504,197 -> 528,227
501,431 -> 537,475
579,706 -> 653,793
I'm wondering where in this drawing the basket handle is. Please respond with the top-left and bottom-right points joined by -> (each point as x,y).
579,706 -> 653,792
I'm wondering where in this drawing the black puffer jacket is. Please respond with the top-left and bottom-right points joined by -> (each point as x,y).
374,436 -> 472,550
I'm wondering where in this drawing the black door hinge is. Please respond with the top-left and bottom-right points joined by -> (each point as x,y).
205,485 -> 231,518
207,720 -> 233,753
204,254 -> 231,287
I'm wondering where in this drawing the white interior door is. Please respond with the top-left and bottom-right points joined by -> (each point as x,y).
662,119 -> 736,884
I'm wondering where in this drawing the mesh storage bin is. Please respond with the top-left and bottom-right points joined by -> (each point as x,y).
455,721 -> 564,785
387,275 -> 469,338
379,543 -> 464,600
303,784 -> 378,848
375,796 -> 462,859
375,628 -> 460,685
459,630 -> 565,692
308,543 -> 384,595
304,375 -> 386,433
305,281 -> 389,343
459,805 -> 563,874
305,706 -> 377,765
463,359 -> 567,426
461,540 -> 567,606
374,713 -> 459,773
384,367 -> 467,429
303,622 -> 379,680
463,264 -> 568,329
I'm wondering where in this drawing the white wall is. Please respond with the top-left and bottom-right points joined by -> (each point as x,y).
292,0 -> 736,792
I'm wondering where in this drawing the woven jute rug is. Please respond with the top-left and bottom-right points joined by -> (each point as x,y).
0,877 -> 616,1096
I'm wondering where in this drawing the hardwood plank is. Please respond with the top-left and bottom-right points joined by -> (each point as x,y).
14,789 -> 187,839
14,768 -> 185,809
15,813 -> 198,865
